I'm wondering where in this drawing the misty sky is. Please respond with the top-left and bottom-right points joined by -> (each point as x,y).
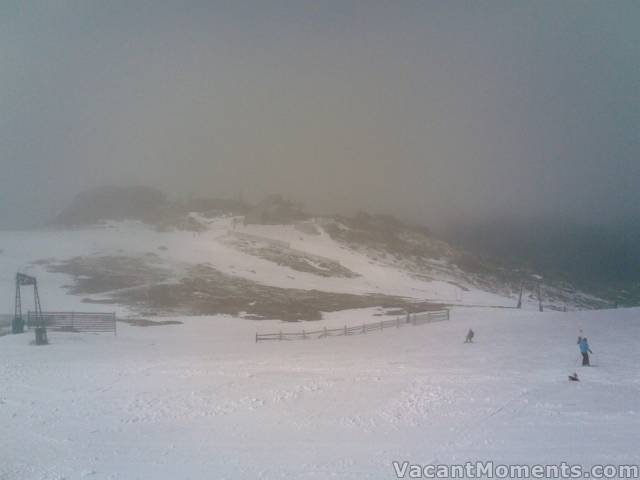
1,1 -> 638,229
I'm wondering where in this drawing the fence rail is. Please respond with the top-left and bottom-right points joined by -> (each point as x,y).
256,309 -> 449,342
27,311 -> 117,335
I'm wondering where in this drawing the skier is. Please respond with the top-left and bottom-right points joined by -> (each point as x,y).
579,337 -> 593,366
464,329 -> 474,343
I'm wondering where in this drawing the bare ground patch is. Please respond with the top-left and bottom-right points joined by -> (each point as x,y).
46,255 -> 173,294
46,256 -> 441,321
226,234 -> 358,278
109,264 -> 434,321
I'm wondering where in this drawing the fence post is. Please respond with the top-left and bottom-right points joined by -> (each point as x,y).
255,332 -> 258,343
397,317 -> 400,328
344,325 -> 347,336
380,320 -> 383,331
302,329 -> 306,339
279,330 -> 283,341
406,312 -> 410,324
71,311 -> 75,330
324,326 -> 327,337
113,312 -> 117,336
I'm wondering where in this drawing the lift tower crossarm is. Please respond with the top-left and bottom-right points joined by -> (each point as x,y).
17,273 -> 38,286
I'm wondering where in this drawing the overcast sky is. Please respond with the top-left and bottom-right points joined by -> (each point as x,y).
1,1 -> 638,229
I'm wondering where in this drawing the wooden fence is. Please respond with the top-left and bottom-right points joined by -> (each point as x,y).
256,309 -> 449,342
27,311 -> 117,335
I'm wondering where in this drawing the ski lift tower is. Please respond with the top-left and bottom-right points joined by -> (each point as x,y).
532,274 -> 544,312
13,273 -> 47,344
516,274 -> 544,312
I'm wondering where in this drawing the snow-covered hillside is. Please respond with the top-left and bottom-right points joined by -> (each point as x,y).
2,307 -> 639,479
0,215 -> 598,322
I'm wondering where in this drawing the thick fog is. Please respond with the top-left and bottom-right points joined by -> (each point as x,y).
1,1 -> 638,229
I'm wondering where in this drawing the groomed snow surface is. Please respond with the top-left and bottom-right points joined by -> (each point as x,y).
2,307 -> 639,479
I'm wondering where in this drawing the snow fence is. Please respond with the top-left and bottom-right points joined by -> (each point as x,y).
255,309 -> 449,342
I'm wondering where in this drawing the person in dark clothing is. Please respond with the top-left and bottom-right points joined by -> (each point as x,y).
579,337 -> 593,366
464,329 -> 474,343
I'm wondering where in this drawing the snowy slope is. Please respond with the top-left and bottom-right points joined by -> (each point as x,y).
0,217 -> 514,318
1,307 -> 639,479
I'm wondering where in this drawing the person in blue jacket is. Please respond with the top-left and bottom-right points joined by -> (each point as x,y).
579,337 -> 593,366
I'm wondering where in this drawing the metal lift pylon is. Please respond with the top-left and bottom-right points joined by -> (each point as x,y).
13,273 -> 47,344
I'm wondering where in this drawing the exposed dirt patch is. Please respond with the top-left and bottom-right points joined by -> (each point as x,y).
46,256 -> 173,294
446,281 -> 471,292
47,255 -> 441,321
107,264 -> 423,321
226,235 -> 358,278
324,215 -> 453,261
